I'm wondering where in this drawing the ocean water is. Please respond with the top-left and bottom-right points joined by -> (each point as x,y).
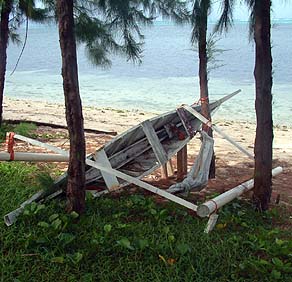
6,21 -> 292,125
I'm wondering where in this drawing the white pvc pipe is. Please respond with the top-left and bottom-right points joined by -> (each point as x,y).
0,152 -> 68,162
197,166 -> 283,217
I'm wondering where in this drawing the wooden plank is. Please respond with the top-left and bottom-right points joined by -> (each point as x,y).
183,145 -> 188,175
182,105 -> 254,159
13,134 -> 70,156
85,158 -> 198,212
161,164 -> 168,179
160,160 -> 174,179
167,160 -> 174,176
84,132 -> 169,184
95,149 -> 119,191
141,120 -> 168,165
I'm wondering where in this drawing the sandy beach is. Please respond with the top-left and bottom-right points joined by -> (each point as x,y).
2,96 -> 292,205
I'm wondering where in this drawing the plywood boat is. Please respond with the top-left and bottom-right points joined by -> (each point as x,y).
0,91 -> 240,191
66,90 -> 241,193
3,90 -> 241,226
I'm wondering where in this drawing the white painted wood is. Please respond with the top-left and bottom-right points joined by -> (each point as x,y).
176,108 -> 191,136
4,172 -> 67,226
12,135 -> 197,212
13,134 -> 69,156
141,120 -> 168,165
182,105 -> 254,159
46,90 -> 239,186
86,158 -> 198,212
197,166 -> 283,217
0,152 -> 68,162
95,149 -> 119,191
4,191 -> 44,226
209,90 -> 241,108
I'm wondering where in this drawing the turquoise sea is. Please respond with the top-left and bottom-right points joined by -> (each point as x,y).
6,21 -> 292,126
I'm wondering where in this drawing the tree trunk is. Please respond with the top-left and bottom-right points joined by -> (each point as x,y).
198,10 -> 215,178
0,0 -> 12,126
253,0 -> 273,211
57,0 -> 86,214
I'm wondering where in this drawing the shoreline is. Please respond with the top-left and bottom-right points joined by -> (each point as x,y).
3,97 -> 157,134
3,96 -> 292,156
4,96 -> 291,130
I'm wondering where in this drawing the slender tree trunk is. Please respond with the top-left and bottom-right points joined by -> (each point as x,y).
0,0 -> 12,126
253,0 -> 273,211
198,10 -> 215,178
57,0 -> 86,214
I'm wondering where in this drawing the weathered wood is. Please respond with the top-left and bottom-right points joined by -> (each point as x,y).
160,160 -> 174,179
95,149 -> 119,191
4,172 -> 68,226
177,145 -> 188,181
167,160 -> 174,176
161,164 -> 168,179
65,91 -> 241,188
4,191 -> 44,226
142,120 -> 168,165
13,134 -> 69,156
176,108 -> 194,137
204,213 -> 219,233
85,130 -> 169,183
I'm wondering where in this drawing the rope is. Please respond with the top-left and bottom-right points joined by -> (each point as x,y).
209,199 -> 218,214
6,132 -> 15,161
200,97 -> 209,105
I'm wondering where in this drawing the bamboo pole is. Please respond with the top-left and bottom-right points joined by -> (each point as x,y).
197,166 -> 283,217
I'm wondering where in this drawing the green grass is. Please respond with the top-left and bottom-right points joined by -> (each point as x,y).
0,122 -> 37,142
1,163 -> 292,282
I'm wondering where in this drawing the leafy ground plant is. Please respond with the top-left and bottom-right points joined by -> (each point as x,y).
1,162 -> 292,282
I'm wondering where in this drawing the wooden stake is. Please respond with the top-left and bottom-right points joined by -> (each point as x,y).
177,145 -> 187,180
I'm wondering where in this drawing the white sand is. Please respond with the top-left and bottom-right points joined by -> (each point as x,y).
3,96 -> 291,159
